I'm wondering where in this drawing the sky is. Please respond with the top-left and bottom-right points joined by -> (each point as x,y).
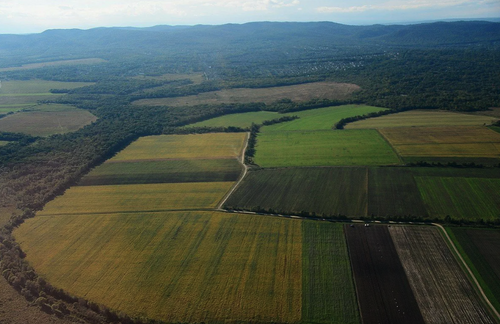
0,0 -> 499,34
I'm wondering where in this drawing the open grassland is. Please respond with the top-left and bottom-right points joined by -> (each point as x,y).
345,225 -> 424,324
79,159 -> 243,186
0,58 -> 106,72
0,80 -> 91,94
367,168 -> 428,218
415,176 -> 500,221
110,133 -> 247,161
225,167 -> 367,217
188,111 -> 281,128
14,211 -> 302,323
380,126 -> 500,158
302,222 -> 360,324
448,228 -> 500,313
390,226 -> 495,324
38,182 -> 234,215
345,110 -> 498,129
133,81 -> 360,106
254,129 -> 401,167
134,73 -> 204,84
263,105 -> 387,131
0,109 -> 97,136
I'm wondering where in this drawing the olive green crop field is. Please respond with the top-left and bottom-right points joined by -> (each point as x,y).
0,141 -> 9,146
254,129 -> 401,167
416,176 -> 500,221
225,167 -> 368,217
38,182 -> 234,215
263,105 -> 386,131
302,222 -> 360,324
448,228 -> 500,312
345,110 -> 498,129
379,126 -> 500,159
14,211 -> 303,323
79,159 -> 243,185
110,133 -> 247,161
133,81 -> 360,107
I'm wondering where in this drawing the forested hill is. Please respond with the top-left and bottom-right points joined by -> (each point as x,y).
0,21 -> 499,65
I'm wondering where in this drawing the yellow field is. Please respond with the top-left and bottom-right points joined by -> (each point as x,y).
14,211 -> 302,323
345,110 -> 498,129
110,133 -> 247,161
380,126 -> 500,157
38,182 -> 234,215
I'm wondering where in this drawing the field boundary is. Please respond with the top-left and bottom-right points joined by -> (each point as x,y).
433,223 -> 500,322
217,132 -> 250,210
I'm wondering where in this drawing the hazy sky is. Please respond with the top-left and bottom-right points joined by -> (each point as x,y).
0,0 -> 499,34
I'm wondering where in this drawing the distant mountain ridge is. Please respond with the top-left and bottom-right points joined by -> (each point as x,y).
0,21 -> 499,67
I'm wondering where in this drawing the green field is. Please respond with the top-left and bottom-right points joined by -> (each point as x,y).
0,140 -> 9,146
415,176 -> 500,221
38,182 -> 234,215
0,109 -> 97,136
302,222 -> 360,324
111,133 -> 247,161
79,159 -> 243,186
0,80 -> 91,94
225,167 -> 368,217
345,110 -> 498,129
447,227 -> 500,312
188,111 -> 281,128
254,129 -> 401,167
0,58 -> 106,72
262,105 -> 386,131
368,168 -> 428,218
14,211 -> 303,323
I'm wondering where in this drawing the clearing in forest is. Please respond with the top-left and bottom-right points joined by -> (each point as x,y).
133,82 -> 360,107
390,226 -> 495,324
254,129 -> 401,167
345,110 -> 497,129
188,111 -> 281,128
0,58 -> 106,72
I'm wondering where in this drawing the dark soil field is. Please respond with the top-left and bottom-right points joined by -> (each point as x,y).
367,168 -> 428,218
224,167 -> 367,217
344,225 -> 424,324
450,228 -> 500,312
390,226 -> 495,324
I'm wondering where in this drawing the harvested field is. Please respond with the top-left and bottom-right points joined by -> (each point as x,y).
345,110 -> 497,129
345,225 -> 424,324
302,222 -> 360,324
254,129 -> 401,167
415,176 -> 500,221
367,168 -> 428,218
225,167 -> 367,217
0,109 -> 97,136
471,108 -> 500,119
188,111 -> 280,128
38,182 -> 234,215
133,81 -> 360,106
0,58 -> 106,72
14,211 -> 302,323
390,226 -> 495,324
449,228 -> 500,312
380,126 -> 500,158
263,105 -> 386,131
110,133 -> 247,161
135,73 -> 204,84
79,159 -> 243,185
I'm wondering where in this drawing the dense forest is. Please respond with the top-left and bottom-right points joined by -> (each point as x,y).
0,20 -> 500,323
